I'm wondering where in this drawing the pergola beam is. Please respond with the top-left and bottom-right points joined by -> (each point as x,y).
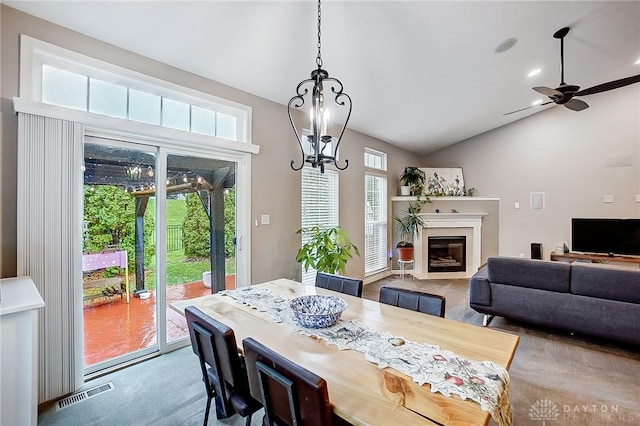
135,197 -> 149,291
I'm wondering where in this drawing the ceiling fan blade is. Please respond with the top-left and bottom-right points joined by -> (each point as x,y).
574,74 -> 640,97
564,99 -> 589,111
533,86 -> 562,98
503,101 -> 554,116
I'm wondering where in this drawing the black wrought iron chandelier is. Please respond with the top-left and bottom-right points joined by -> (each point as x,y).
289,0 -> 352,173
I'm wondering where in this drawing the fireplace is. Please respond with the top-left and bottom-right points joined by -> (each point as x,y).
410,212 -> 486,279
428,236 -> 466,273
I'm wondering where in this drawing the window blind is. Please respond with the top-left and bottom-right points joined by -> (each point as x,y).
301,167 -> 339,286
365,174 -> 388,275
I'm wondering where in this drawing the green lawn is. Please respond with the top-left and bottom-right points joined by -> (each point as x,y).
139,196 -> 234,289
142,253 -> 236,290
146,198 -> 186,225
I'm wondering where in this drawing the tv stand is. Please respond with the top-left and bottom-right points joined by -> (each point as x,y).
550,251 -> 640,266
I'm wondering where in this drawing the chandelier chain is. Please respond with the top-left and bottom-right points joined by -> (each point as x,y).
316,0 -> 322,68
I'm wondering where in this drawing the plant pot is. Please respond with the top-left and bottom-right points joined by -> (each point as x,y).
396,246 -> 414,261
400,186 -> 411,196
202,271 -> 211,288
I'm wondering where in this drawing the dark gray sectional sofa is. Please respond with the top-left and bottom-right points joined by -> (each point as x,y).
469,256 -> 640,346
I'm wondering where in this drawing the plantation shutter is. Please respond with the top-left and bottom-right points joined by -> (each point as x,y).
301,167 -> 339,286
365,174 -> 388,275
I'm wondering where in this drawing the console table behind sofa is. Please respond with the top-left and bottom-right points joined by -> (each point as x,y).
550,251 -> 640,267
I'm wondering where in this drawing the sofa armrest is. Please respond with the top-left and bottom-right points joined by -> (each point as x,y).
469,265 -> 491,306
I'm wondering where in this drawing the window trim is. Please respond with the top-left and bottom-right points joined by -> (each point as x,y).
364,171 -> 388,276
364,147 -> 387,171
14,97 -> 259,155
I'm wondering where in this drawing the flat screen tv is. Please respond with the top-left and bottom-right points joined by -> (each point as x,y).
572,218 -> 640,256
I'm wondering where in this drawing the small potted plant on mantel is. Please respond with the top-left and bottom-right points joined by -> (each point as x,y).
400,167 -> 426,196
392,198 -> 429,261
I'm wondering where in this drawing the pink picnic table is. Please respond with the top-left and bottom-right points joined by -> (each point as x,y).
82,250 -> 130,303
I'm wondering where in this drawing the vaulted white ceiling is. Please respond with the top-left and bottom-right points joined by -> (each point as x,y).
6,1 -> 640,155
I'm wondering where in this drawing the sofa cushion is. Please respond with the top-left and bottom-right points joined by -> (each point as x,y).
489,283 -> 573,329
487,257 -> 571,293
569,293 -> 640,345
570,263 -> 640,304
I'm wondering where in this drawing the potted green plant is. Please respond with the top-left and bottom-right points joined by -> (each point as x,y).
400,167 -> 426,196
392,199 -> 428,261
295,226 -> 360,275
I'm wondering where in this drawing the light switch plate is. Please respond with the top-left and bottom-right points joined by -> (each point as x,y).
603,195 -> 614,203
261,214 -> 270,225
636,195 -> 640,203
514,202 -> 520,209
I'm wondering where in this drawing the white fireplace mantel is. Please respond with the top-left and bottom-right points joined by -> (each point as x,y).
413,213 -> 487,279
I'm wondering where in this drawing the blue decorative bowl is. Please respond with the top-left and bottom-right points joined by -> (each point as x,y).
289,295 -> 347,328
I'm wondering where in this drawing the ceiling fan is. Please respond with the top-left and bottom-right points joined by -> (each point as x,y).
504,26 -> 640,116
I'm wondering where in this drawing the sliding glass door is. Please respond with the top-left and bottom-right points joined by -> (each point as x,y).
83,138 -> 247,373
163,152 -> 238,345
83,141 -> 159,372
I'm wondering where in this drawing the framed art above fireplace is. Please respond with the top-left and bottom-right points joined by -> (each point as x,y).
420,167 -> 465,197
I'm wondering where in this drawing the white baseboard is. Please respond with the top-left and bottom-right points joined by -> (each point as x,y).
363,270 -> 393,285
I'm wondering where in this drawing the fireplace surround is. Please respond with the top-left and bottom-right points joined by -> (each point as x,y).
412,213 -> 487,279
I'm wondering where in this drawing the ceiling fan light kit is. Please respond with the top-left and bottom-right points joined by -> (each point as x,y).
505,26 -> 640,116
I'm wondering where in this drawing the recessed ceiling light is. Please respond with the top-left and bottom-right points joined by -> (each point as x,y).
531,99 -> 543,106
528,68 -> 542,77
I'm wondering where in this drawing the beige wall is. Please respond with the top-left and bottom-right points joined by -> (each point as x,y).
0,5 -> 421,281
422,85 -> 640,260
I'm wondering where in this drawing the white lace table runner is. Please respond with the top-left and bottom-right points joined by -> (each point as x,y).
221,286 -> 512,426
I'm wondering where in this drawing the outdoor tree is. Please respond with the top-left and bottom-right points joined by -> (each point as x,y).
182,193 -> 210,259
83,185 -> 155,271
224,187 -> 236,258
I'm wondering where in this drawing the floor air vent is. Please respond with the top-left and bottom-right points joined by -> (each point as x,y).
55,382 -> 114,411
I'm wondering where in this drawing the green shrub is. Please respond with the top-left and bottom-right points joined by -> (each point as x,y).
182,193 -> 210,259
224,187 -> 236,257
83,185 -> 155,270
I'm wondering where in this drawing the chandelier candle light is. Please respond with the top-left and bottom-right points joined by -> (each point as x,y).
289,0 -> 352,173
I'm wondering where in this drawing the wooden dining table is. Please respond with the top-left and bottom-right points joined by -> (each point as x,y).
171,278 -> 519,426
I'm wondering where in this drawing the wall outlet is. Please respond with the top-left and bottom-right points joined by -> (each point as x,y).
261,214 -> 270,225
636,195 -> 640,203
603,195 -> 614,203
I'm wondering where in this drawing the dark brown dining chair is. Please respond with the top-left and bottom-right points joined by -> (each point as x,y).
185,306 -> 261,426
379,286 -> 446,317
315,272 -> 363,297
242,337 -> 349,426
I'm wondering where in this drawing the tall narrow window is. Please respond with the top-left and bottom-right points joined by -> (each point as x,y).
301,167 -> 339,286
364,148 -> 387,276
